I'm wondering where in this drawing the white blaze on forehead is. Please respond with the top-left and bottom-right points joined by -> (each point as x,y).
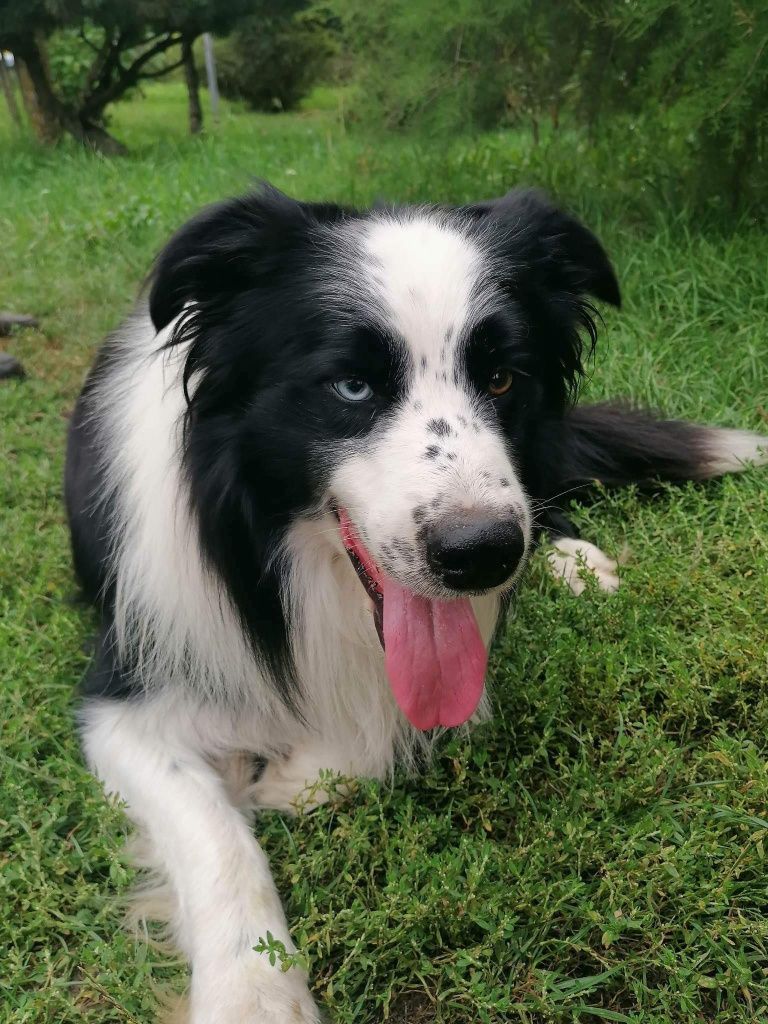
360,212 -> 491,356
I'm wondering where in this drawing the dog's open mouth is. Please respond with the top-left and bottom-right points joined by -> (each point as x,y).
336,508 -> 488,731
337,507 -> 385,646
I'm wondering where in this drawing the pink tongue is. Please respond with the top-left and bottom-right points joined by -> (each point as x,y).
381,574 -> 488,730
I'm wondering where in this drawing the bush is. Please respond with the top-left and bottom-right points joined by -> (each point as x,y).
328,0 -> 768,214
46,26 -> 104,107
215,6 -> 335,113
327,0 -> 566,135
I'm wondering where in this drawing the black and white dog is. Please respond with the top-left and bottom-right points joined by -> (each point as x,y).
65,186 -> 766,1023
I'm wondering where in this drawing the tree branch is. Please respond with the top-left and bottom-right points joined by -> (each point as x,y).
78,27 -> 102,55
80,30 -> 121,100
124,33 -> 184,80
80,32 -> 182,119
141,57 -> 185,80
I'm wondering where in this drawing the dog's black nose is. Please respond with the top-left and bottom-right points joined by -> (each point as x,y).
425,517 -> 526,591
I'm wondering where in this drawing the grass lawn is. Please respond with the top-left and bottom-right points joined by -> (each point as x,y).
1,83 -> 768,1024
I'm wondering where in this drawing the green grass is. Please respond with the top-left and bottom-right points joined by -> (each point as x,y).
2,83 -> 768,1024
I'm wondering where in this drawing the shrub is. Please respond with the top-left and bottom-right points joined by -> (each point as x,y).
46,26 -> 105,107
215,5 -> 335,113
328,0 -> 768,214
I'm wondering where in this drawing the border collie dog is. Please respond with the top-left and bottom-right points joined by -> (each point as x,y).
66,186 -> 766,1023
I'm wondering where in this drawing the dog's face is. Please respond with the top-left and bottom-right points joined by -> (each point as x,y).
149,186 -> 619,725
326,213 -> 533,599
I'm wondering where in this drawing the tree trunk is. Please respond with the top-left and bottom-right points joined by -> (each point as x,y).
182,35 -> 203,135
17,50 -> 61,143
14,34 -> 127,155
0,58 -> 22,129
80,121 -> 129,155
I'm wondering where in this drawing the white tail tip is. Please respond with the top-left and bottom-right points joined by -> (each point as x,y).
705,428 -> 768,476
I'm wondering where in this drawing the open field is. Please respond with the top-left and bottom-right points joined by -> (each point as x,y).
1,83 -> 768,1023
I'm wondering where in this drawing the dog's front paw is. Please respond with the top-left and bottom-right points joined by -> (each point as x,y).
547,537 -> 621,595
190,957 -> 321,1024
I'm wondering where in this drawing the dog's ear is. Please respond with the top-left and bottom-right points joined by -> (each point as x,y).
462,189 -> 620,307
148,184 -> 348,331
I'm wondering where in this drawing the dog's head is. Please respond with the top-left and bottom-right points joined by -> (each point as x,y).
150,185 -> 619,727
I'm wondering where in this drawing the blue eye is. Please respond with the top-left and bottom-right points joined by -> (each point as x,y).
332,378 -> 374,403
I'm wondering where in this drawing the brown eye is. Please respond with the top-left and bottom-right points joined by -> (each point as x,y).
488,368 -> 514,397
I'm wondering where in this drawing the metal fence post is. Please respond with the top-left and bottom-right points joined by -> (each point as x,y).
202,33 -> 220,124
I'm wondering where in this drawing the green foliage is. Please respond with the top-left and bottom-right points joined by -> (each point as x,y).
329,0 -> 768,213
590,1 -> 768,209
5,0 -> 765,210
328,0 -> 519,132
136,0 -> 257,38
0,0 -> 77,43
45,25 -> 112,106
0,0 -> 254,41
215,3 -> 335,113
1,83 -> 768,1022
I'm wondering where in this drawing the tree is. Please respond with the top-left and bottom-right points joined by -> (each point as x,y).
0,0 -> 253,152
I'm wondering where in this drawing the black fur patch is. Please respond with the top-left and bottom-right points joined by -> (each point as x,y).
427,418 -> 451,437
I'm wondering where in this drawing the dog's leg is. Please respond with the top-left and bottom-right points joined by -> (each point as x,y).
546,536 -> 620,595
537,509 -> 620,595
251,738 -> 378,814
81,697 -> 320,1024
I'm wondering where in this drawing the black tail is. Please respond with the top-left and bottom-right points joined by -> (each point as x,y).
535,402 -> 767,535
